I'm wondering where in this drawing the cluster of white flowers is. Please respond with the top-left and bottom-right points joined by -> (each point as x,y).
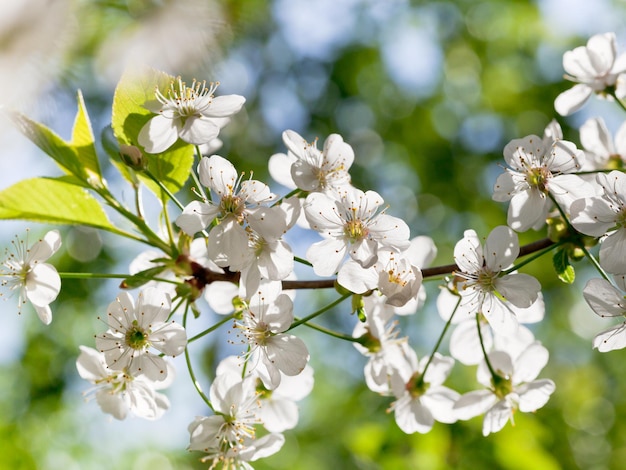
5,32 -> 626,468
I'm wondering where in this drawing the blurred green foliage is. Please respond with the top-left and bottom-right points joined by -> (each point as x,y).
3,0 -> 626,468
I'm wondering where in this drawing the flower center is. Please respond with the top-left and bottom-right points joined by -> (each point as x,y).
220,194 -> 245,219
406,371 -> 430,398
491,372 -> 514,400
526,166 -> 551,192
344,219 -> 369,242
125,321 -> 150,350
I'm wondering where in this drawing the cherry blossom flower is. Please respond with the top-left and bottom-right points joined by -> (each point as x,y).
138,78 -> 245,153
570,170 -> 626,274
453,226 -> 541,337
216,355 -> 314,433
338,248 -> 423,308
76,346 -> 171,420
555,33 -> 626,116
0,229 -> 61,325
268,129 -> 354,192
454,342 -> 555,436
437,286 -> 545,365
304,186 -> 410,276
389,352 -> 460,434
493,134 -> 592,231
95,287 -> 187,381
579,117 -> 626,171
188,373 -> 284,468
353,294 -> 418,394
583,277 -> 626,352
232,288 -> 309,390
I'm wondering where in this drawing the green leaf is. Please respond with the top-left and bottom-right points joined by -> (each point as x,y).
553,248 -> 575,284
119,265 -> 168,289
11,112 -> 88,184
71,90 -> 102,180
10,93 -> 103,185
111,66 -> 194,196
0,177 -> 116,231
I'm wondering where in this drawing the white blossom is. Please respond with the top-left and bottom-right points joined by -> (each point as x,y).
493,135 -> 592,231
570,170 -> 626,274
453,226 -> 541,337
555,32 -> 626,116
95,287 -> 187,381
138,78 -> 245,153
454,342 -> 555,436
76,346 -> 171,420
583,277 -> 626,352
269,130 -> 354,193
0,229 -> 61,325
304,186 -> 410,276
389,352 -> 460,434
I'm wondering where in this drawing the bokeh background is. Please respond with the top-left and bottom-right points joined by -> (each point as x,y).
2,0 -> 626,468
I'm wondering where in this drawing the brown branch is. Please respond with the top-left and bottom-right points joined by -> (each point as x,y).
193,237 -> 556,291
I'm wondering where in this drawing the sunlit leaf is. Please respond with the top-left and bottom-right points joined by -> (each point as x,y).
0,177 -> 115,230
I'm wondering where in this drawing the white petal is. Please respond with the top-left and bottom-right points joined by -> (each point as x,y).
484,226 -> 518,271
593,323 -> 626,352
394,395 -> 434,434
135,287 -> 171,327
599,229 -> 626,274
580,117 -> 615,157
178,116 -> 220,145
507,189 -> 549,232
138,115 -> 180,153
554,84 -> 593,116
583,278 -> 626,318
513,341 -> 549,384
306,238 -> 347,276
25,263 -> 61,306
268,152 -> 297,189
150,322 -> 187,357
175,201 -> 219,235
482,399 -> 512,436
496,273 -> 540,309
27,229 -> 61,262
266,334 -> 309,376
199,155 -> 238,196
454,230 -> 482,273
453,390 -> 497,420
202,94 -> 246,118
517,379 -> 555,412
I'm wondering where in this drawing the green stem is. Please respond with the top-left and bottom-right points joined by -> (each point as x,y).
144,170 -> 186,212
502,239 -> 562,275
609,89 -> 626,114
288,293 -> 351,331
193,146 -> 210,203
294,256 -> 313,268
183,303 -> 214,411
579,244 -> 612,282
271,188 -> 302,207
418,295 -> 461,384
188,314 -> 235,343
299,320 -> 362,342
476,313 -> 498,379
58,272 -> 129,279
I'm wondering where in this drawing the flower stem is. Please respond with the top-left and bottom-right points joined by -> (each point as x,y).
144,169 -> 186,211
300,320 -> 362,342
288,293 -> 351,331
476,313 -> 498,379
188,314 -> 236,343
183,303 -> 214,411
418,294 -> 461,383
579,244 -> 612,282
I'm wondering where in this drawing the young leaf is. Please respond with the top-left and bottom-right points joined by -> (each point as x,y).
0,177 -> 116,231
119,265 -> 168,289
553,248 -> 575,284
111,66 -> 194,195
10,92 -> 103,185
71,89 -> 102,181
10,112 -> 89,183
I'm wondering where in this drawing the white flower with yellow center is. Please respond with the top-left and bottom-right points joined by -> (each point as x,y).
453,226 -> 541,337
138,78 -> 245,153
304,187 -> 410,277
0,229 -> 61,325
95,287 -> 187,381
